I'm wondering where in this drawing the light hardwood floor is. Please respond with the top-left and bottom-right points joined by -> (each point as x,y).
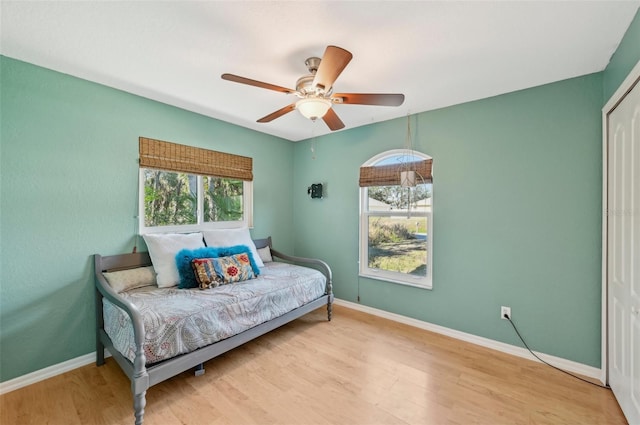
1,305 -> 627,425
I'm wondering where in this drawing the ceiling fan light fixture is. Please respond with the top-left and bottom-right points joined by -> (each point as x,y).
296,97 -> 332,120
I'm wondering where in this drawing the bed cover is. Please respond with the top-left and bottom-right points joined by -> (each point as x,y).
103,261 -> 326,364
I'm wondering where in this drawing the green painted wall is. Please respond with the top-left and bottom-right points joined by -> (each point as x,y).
603,8 -> 640,101
0,56 -> 294,382
293,73 -> 605,367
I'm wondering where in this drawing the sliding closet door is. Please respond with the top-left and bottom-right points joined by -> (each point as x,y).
607,75 -> 640,425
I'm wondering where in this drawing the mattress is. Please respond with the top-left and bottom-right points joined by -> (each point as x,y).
103,262 -> 326,364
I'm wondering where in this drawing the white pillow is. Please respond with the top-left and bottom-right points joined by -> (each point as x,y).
142,232 -> 205,287
257,246 -> 273,263
202,227 -> 264,267
103,266 -> 157,293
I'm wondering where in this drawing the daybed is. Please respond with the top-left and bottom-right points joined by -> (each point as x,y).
94,236 -> 333,425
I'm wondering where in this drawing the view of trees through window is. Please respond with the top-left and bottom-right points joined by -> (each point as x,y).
143,169 -> 243,227
203,176 -> 243,222
368,185 -> 430,209
366,183 -> 431,277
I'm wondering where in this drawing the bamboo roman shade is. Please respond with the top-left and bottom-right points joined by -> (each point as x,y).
359,159 -> 432,187
139,137 -> 253,181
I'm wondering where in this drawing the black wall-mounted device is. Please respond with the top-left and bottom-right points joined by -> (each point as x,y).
308,183 -> 323,199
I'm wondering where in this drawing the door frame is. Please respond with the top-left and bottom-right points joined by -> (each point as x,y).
601,59 -> 640,385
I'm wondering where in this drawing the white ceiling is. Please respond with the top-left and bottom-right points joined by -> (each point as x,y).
1,1 -> 639,141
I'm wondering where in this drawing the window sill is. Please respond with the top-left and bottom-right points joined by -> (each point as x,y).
359,272 -> 432,290
139,221 -> 251,235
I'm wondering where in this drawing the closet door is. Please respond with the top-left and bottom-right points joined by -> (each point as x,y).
607,76 -> 640,425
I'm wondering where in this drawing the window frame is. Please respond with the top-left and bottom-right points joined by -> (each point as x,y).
138,168 -> 253,234
359,149 -> 433,289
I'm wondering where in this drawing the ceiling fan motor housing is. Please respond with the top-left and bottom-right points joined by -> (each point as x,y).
298,57 -> 327,96
305,57 -> 321,74
296,75 -> 317,95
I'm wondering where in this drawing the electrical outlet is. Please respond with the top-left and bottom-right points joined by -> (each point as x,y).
501,306 -> 511,320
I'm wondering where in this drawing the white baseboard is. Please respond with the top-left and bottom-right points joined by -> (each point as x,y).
334,298 -> 603,382
0,350 -> 110,396
1,300 -> 603,395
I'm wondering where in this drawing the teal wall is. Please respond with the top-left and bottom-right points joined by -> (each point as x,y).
1,8 -> 638,382
603,8 -> 640,101
0,56 -> 294,382
293,74 -> 605,367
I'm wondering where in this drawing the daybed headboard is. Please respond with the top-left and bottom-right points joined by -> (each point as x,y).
97,237 -> 273,273
98,252 -> 152,273
252,236 -> 272,250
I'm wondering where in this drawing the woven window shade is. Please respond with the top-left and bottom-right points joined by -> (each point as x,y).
139,137 -> 253,181
359,159 -> 432,187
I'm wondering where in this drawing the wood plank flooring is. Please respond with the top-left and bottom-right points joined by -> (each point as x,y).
0,305 -> 627,424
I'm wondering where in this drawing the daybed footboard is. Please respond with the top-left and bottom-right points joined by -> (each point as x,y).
94,252 -> 151,425
94,237 -> 332,425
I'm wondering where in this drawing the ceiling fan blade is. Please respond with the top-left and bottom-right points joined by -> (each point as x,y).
333,93 -> 405,106
221,73 -> 295,94
312,46 -> 353,91
257,104 -> 296,123
322,107 -> 345,131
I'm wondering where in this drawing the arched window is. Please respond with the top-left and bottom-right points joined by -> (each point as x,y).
359,149 -> 433,289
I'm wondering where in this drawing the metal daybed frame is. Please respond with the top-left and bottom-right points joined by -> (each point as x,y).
94,237 -> 333,425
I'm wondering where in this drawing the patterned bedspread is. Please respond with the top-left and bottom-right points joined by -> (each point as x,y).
103,262 -> 327,364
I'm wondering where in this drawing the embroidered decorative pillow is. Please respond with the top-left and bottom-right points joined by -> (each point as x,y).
191,258 -> 222,289
175,245 -> 261,289
216,253 -> 255,283
191,254 -> 254,289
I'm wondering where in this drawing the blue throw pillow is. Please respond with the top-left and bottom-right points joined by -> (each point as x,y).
175,244 -> 260,289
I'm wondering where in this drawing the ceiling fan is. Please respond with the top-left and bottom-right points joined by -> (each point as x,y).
221,45 -> 405,131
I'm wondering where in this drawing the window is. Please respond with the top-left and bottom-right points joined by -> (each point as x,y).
359,149 -> 433,289
138,137 -> 253,233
